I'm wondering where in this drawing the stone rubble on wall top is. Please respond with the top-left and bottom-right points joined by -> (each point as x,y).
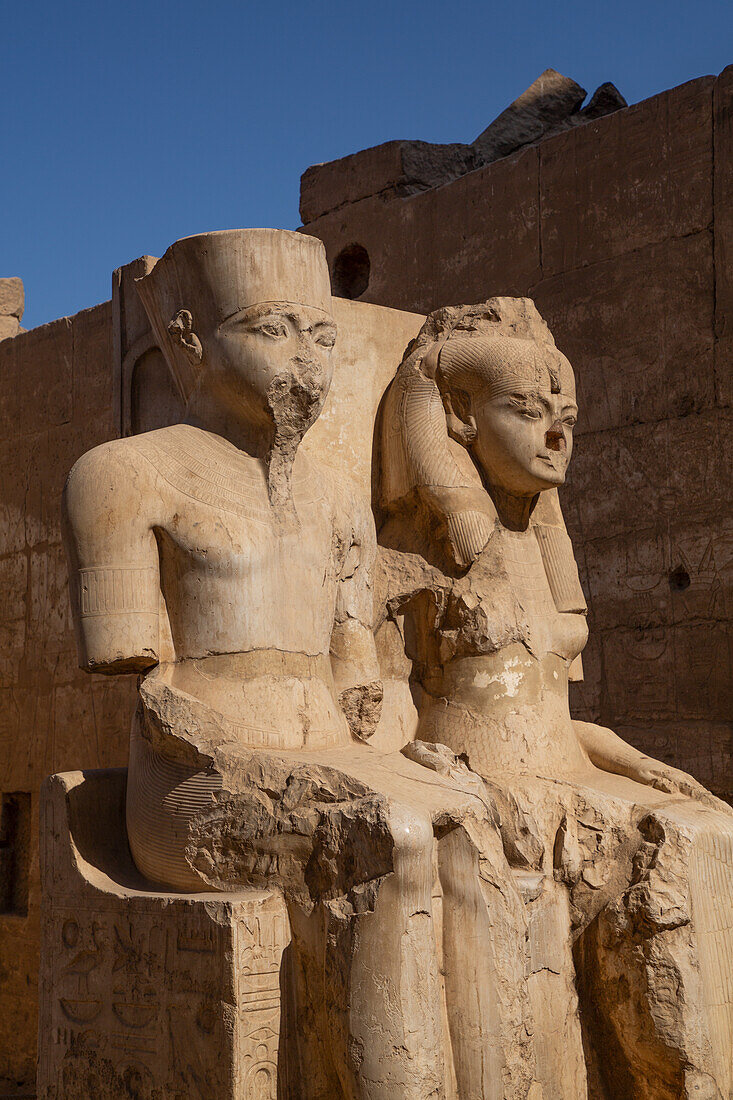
0,276 -> 24,318
300,69 -> 627,224
0,276 -> 25,340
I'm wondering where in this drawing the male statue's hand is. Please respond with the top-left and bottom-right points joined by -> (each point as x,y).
338,680 -> 383,742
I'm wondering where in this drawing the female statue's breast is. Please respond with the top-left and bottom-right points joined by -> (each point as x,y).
432,526 -> 588,667
497,527 -> 588,662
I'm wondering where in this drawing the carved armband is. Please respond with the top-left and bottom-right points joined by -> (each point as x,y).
74,564 -> 160,617
70,564 -> 160,673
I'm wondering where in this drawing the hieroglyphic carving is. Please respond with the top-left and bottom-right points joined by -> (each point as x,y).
42,889 -> 289,1096
235,909 -> 291,1099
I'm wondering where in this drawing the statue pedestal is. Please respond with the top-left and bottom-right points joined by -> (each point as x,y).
37,769 -> 290,1099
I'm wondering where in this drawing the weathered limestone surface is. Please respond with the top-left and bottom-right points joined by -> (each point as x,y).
0,277 -> 24,319
3,63 -> 731,1094
43,218 -> 733,1098
715,65 -> 733,408
0,241 -> 423,1091
45,229 -> 468,1097
300,140 -> 478,224
300,70 -> 625,224
0,276 -> 25,340
473,69 -> 625,168
300,69 -> 733,802
375,296 -> 733,1097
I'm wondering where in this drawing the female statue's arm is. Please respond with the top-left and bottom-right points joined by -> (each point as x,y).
573,720 -> 728,809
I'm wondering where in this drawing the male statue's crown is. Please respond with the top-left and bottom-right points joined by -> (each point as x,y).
136,228 -> 332,402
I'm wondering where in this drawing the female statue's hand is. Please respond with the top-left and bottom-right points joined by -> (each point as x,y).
631,756 -> 731,813
573,721 -> 732,815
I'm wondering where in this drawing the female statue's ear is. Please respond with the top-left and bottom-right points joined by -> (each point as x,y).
443,390 -> 477,448
167,309 -> 203,366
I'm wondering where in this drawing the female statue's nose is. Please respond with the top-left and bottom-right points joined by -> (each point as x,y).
546,420 -> 566,451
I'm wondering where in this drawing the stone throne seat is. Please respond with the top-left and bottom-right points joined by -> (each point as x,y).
38,768 -> 289,1098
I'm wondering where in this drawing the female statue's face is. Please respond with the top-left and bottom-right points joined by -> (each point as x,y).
470,383 -> 578,496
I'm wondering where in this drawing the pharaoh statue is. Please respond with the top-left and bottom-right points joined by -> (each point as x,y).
376,297 -> 733,1099
61,231 -> 544,1099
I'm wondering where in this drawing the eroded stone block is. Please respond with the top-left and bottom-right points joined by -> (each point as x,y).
540,76 -> 714,275
533,232 -> 715,434
38,770 -> 290,1099
0,277 -> 24,319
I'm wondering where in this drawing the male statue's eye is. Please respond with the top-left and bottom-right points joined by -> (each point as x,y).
521,406 -> 543,419
315,330 -> 336,348
257,321 -> 289,339
563,415 -> 577,428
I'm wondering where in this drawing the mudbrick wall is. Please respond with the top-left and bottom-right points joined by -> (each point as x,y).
301,69 -> 733,807
0,303 -> 135,1096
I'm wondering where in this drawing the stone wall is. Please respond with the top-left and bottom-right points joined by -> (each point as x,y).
0,304 -> 135,1096
301,70 -> 733,802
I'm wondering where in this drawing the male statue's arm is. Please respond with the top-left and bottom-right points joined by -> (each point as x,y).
330,491 -> 383,742
62,441 -> 161,675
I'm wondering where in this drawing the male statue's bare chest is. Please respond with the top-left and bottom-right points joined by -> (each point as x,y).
131,425 -> 341,656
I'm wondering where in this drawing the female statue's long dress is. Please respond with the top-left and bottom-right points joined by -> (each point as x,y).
378,299 -> 733,1099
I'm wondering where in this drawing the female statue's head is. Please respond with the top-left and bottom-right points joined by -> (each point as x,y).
435,306 -> 577,496
378,298 -> 583,584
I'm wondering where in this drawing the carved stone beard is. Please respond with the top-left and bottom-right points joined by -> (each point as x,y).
265,360 -> 327,528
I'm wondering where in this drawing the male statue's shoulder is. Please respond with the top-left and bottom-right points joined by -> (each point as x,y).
65,434 -> 159,494
66,426 -> 201,495
62,433 -> 169,533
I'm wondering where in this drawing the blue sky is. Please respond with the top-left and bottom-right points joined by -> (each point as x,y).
4,0 -> 733,330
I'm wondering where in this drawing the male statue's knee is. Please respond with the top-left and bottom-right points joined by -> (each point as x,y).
388,806 -> 433,862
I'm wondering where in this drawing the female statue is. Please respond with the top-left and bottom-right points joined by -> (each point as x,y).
377,297 -> 733,1099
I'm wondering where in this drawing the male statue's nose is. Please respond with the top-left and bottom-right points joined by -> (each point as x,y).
546,420 -> 566,451
294,332 -> 318,366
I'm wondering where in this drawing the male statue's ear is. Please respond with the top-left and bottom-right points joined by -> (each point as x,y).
442,388 -> 477,448
167,309 -> 203,366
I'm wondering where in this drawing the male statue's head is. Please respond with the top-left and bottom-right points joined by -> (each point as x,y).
136,228 -> 337,516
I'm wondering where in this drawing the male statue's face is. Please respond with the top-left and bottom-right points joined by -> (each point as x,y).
200,300 -> 337,434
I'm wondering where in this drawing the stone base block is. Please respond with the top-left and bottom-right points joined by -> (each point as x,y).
37,769 -> 290,1099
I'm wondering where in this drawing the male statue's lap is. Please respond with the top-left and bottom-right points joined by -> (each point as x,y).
129,669 -> 499,904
